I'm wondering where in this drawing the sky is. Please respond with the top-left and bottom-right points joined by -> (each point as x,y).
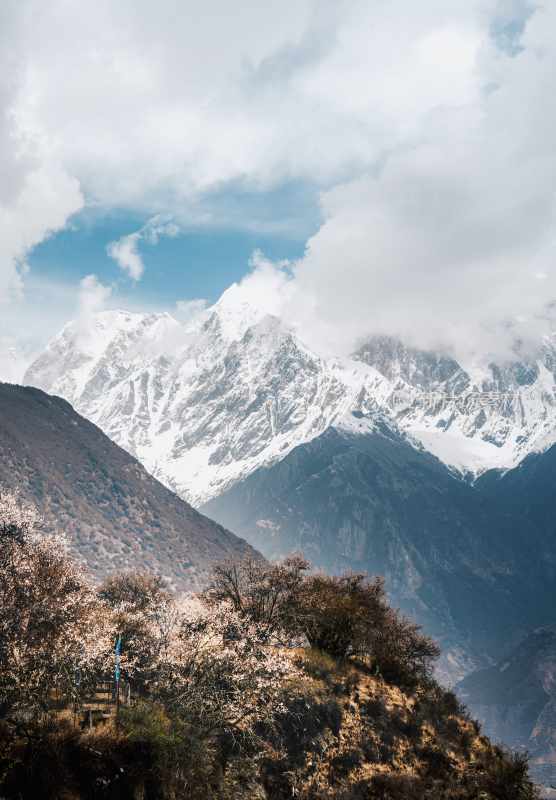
2,0 -> 556,376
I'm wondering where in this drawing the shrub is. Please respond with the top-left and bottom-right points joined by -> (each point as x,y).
259,690 -> 343,769
207,561 -> 439,690
119,701 -> 215,799
330,749 -> 362,780
291,573 -> 439,688
419,744 -> 457,778
477,748 -> 540,800
296,648 -> 339,683
365,772 -> 428,799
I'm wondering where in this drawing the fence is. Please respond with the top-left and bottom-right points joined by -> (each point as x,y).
75,679 -> 133,729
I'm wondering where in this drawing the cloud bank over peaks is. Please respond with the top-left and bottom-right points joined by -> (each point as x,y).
2,0 -> 556,366
73,274 -> 114,345
79,274 -> 112,318
228,4 -> 556,365
175,299 -> 208,325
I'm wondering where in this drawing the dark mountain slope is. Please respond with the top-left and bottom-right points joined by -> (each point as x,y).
457,626 -> 556,792
202,416 -> 553,673
477,443 -> 556,571
0,383 -> 257,588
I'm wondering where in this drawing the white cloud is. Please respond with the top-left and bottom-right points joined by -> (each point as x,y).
11,0 -> 492,210
143,218 -> 180,245
225,3 -> 556,363
73,274 -> 113,347
2,0 -> 556,361
78,274 -> 112,318
107,232 -> 144,281
107,215 -> 180,280
0,0 -> 83,384
175,298 -> 208,324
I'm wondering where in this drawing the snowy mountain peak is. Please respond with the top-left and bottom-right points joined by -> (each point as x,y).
23,299 -> 556,505
355,336 -> 466,392
0,338 -> 35,385
27,309 -> 181,402
355,334 -> 556,475
209,282 -> 280,343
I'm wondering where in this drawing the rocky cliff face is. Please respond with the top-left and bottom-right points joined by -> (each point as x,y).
0,382 -> 258,589
457,626 -> 556,793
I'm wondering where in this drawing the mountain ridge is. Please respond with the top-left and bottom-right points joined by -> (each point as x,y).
23,298 -> 556,507
0,382 -> 258,589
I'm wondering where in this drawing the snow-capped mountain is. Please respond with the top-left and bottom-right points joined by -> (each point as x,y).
24,287 -> 556,505
355,335 -> 556,475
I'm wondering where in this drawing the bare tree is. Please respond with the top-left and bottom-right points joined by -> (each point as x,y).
206,559 -> 439,688
203,554 -> 310,640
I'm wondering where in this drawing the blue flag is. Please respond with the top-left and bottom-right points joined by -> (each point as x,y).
114,634 -> 122,683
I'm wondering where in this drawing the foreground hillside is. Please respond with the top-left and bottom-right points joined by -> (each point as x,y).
0,383 -> 257,588
5,651 -> 538,800
0,497 -> 539,799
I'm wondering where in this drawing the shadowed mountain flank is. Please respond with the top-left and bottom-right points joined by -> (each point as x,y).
0,382 -> 257,589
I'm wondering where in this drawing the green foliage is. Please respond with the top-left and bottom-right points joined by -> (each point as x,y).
119,700 -> 173,753
119,700 -> 215,799
297,647 -> 340,682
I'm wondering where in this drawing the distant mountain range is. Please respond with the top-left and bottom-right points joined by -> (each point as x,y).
0,382 -> 257,589
24,286 -> 556,506
202,416 -> 555,679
